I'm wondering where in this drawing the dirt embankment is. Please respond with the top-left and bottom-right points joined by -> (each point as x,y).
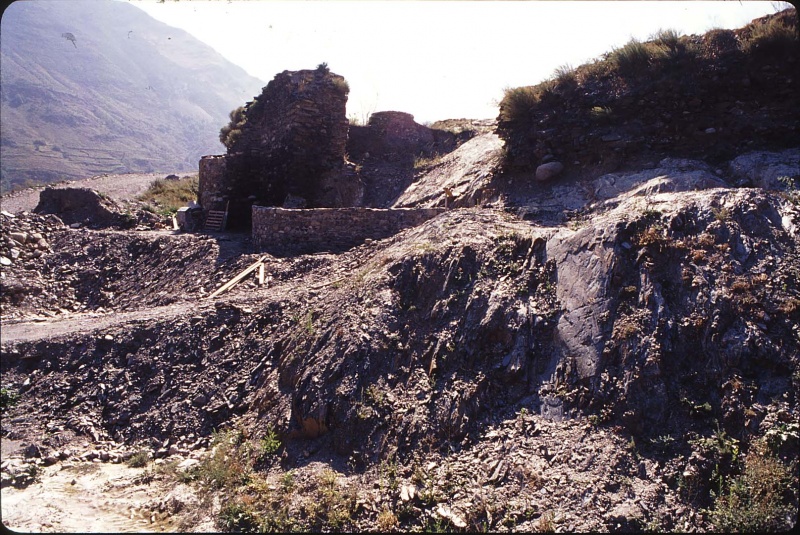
2,148 -> 798,531
1,11 -> 798,532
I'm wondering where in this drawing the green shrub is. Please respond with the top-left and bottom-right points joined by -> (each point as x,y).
710,451 -> 797,532
219,106 -> 247,149
219,501 -> 262,532
301,469 -> 357,531
126,449 -> 150,468
197,429 -> 252,490
0,387 -> 18,412
259,426 -> 281,458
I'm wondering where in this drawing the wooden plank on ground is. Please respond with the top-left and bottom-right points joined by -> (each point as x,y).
208,256 -> 267,298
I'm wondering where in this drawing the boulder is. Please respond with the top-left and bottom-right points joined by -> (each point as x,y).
34,187 -> 121,228
727,148 -> 800,189
535,161 -> 564,182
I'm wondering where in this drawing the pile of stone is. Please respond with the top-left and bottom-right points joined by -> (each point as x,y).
0,435 -> 210,489
0,210 -> 61,267
0,211 -> 75,318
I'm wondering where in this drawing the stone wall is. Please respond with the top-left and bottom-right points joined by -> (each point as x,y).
198,155 -> 227,212
252,206 -> 445,255
198,67 -> 359,228
347,111 -> 459,163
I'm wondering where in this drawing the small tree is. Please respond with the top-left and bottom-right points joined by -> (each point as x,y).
219,106 -> 247,150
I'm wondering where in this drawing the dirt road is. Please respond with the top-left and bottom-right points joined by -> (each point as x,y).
0,302 -> 216,343
1,172 -> 189,214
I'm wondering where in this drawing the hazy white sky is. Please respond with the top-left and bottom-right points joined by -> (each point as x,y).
129,0 -> 785,123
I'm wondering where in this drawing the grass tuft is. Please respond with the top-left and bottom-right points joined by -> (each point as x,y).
609,38 -> 668,77
710,450 -> 798,532
741,14 -> 798,56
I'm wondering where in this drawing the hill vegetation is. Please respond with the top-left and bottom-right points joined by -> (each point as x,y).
0,0 -> 264,193
497,8 -> 798,175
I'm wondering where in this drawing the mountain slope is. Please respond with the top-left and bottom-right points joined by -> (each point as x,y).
0,0 -> 265,191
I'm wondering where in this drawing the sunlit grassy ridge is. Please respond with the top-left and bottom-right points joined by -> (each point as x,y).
498,9 -> 797,125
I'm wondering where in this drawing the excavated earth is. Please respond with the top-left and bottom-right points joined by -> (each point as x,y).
2,12 -> 799,531
2,146 -> 799,532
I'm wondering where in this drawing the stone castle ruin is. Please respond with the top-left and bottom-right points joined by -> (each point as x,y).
198,66 -> 460,253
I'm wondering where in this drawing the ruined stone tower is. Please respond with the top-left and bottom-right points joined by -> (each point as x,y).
199,66 -> 363,229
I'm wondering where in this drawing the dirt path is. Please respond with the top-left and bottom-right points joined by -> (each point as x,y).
1,461 -> 204,533
0,172 -> 187,214
0,302 -> 215,343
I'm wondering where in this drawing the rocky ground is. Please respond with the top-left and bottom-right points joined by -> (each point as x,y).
1,10 -> 799,534
2,147 -> 799,532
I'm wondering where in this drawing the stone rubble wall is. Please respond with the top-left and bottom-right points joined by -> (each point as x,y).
198,68 -> 355,228
198,155 -> 227,212
252,206 -> 445,255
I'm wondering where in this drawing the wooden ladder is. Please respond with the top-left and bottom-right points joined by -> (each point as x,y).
204,201 -> 229,232
204,211 -> 226,231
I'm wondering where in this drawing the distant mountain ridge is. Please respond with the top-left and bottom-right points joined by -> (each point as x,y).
0,0 -> 265,191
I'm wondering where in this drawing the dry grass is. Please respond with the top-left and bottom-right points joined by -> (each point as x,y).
741,12 -> 798,56
137,175 -> 198,216
498,85 -> 544,123
710,451 -> 798,532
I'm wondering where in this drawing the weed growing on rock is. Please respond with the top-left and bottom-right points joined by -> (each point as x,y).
303,310 -> 315,336
126,449 -> 150,468
218,501 -> 261,532
536,510 -> 556,532
379,455 -> 399,493
711,206 -> 731,222
778,175 -> 799,204
258,426 -> 281,458
0,386 -> 19,413
301,469 -> 357,531
280,470 -> 296,493
376,507 -> 399,531
589,105 -> 613,120
414,154 -> 443,169
197,428 -> 251,490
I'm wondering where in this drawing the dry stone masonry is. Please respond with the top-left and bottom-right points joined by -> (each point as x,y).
199,66 -> 357,229
198,68 -> 459,252
252,206 -> 445,255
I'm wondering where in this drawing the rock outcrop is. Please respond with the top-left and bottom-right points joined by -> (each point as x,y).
33,187 -> 133,229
